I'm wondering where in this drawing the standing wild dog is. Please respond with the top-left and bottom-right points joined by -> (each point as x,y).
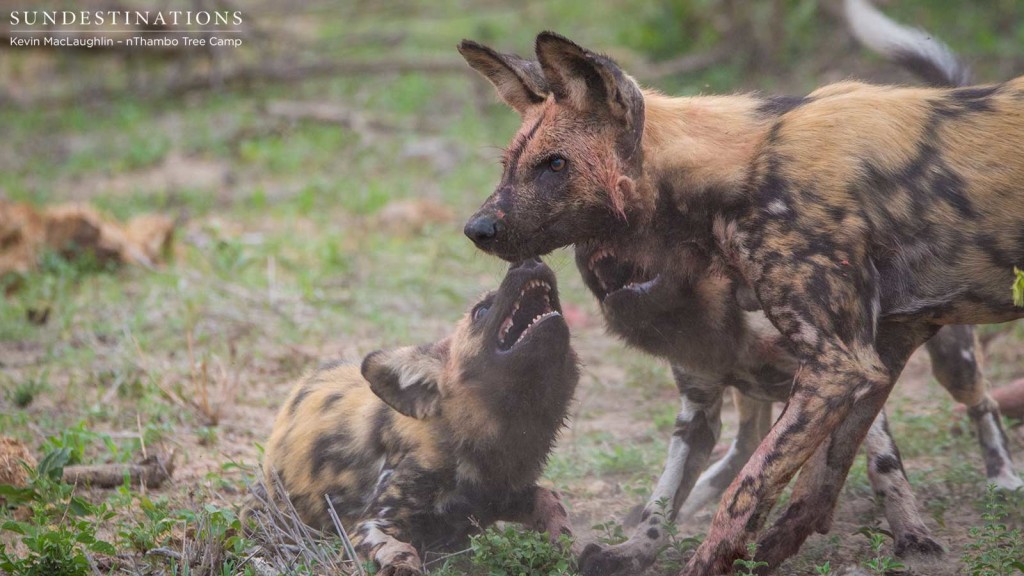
562,3 -> 1023,573
458,14 -> 1024,576
261,258 -> 578,576
575,237 -> 1016,574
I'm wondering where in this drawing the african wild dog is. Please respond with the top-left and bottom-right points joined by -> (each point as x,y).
458,7 -> 1024,574
574,236 -> 1019,574
260,258 -> 578,576
558,4 -> 1024,572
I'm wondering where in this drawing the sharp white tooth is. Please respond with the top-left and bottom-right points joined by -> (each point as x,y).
500,316 -> 512,340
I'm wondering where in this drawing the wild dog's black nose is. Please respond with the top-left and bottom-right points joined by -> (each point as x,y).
464,215 -> 501,247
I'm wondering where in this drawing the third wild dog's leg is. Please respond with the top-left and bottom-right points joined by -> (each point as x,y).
751,322 -> 940,572
926,325 -> 1023,490
580,371 -> 724,576
680,391 -> 774,519
863,410 -> 945,556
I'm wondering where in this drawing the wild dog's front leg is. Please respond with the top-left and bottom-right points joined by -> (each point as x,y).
751,322 -> 940,572
926,325 -> 1024,490
502,485 -> 576,547
683,232 -> 893,574
683,355 -> 890,575
352,516 -> 421,576
580,372 -> 724,576
351,466 -> 424,576
680,391 -> 774,519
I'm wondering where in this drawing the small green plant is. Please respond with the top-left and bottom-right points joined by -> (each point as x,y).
0,449 -> 118,576
733,541 -> 769,576
196,425 -> 219,446
1013,267 -> 1024,307
114,489 -> 178,554
814,560 -> 832,575
860,528 -> 906,574
8,374 -> 47,408
961,484 -> 1024,576
468,525 -> 575,576
592,519 -> 627,546
652,498 -> 703,572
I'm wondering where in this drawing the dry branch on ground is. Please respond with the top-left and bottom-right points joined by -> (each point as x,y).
61,451 -> 176,489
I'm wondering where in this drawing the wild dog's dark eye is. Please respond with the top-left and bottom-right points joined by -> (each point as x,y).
473,305 -> 489,321
549,157 -> 567,172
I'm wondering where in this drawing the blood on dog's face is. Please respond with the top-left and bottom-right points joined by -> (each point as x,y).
459,33 -> 647,262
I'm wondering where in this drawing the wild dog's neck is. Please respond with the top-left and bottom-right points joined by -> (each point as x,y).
639,90 -> 771,205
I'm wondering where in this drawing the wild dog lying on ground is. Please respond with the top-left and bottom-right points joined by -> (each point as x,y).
574,236 -> 1020,575
458,11 -> 1024,576
260,258 -> 578,576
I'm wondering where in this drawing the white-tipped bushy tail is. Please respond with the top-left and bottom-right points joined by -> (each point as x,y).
844,0 -> 970,87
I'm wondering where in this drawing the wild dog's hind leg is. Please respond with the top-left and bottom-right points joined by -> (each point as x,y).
680,391 -> 774,519
926,325 -> 1023,490
580,371 -> 724,576
752,323 -> 941,572
864,410 -> 944,557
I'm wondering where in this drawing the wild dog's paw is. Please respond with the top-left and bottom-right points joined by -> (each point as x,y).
376,546 -> 422,576
894,532 -> 945,558
578,541 -> 654,576
377,564 -> 422,576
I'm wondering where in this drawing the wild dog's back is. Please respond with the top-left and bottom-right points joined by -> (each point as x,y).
263,362 -> 441,531
739,79 -> 1024,325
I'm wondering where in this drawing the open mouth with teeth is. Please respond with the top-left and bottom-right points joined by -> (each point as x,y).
497,278 -> 562,352
585,246 -> 659,301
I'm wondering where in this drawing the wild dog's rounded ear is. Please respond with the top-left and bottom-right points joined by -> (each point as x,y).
534,32 -> 645,166
361,345 -> 444,419
458,40 -> 550,115
534,32 -> 642,123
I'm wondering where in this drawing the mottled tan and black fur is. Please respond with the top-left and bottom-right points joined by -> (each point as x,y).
557,5 -> 1022,572
261,259 -> 578,575
459,6 -> 1024,574
574,236 -> 1017,575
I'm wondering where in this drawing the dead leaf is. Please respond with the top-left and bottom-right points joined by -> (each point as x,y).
0,200 -> 175,276
0,436 -> 36,490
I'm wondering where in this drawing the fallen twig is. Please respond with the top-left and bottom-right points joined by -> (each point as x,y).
145,547 -> 183,561
62,451 -> 176,489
